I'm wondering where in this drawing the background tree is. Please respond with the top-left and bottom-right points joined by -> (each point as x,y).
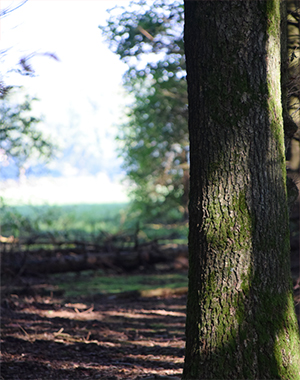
0,90 -> 56,178
183,1 -> 300,378
0,1 -> 58,180
0,1 -> 24,98
286,0 -> 300,171
101,0 -> 188,221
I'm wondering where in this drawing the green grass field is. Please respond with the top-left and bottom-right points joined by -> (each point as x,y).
0,202 -> 188,245
0,203 -> 126,241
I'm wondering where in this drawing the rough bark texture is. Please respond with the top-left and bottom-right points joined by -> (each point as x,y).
183,1 -> 300,379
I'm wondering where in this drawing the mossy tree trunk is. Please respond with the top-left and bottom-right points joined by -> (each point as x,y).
183,1 -> 300,379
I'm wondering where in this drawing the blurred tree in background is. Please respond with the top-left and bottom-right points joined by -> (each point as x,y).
0,91 -> 56,178
0,1 -> 57,180
101,0 -> 188,222
286,0 -> 300,171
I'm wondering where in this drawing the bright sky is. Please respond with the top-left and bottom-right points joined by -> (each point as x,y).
0,0 -> 133,205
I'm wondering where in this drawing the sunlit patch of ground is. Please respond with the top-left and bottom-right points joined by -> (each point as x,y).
1,281 -> 186,379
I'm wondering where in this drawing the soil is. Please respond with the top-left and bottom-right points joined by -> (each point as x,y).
1,198 -> 299,380
1,272 -> 186,380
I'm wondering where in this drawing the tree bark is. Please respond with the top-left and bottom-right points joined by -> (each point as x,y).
183,1 -> 300,379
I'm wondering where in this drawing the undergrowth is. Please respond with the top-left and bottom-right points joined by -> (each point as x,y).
0,201 -> 188,248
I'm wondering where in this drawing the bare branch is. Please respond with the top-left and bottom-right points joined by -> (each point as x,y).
0,0 -> 28,19
137,25 -> 154,41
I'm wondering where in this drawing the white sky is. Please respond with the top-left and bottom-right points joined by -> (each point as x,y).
0,0 -> 133,205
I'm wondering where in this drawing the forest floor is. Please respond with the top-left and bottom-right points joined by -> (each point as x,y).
1,199 -> 299,380
2,268 -> 299,380
1,270 -> 186,380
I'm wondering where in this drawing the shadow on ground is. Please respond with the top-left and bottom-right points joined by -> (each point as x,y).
1,273 -> 186,380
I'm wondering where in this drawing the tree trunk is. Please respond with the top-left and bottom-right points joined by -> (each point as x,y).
183,1 -> 300,379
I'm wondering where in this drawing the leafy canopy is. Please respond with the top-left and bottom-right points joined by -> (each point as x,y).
101,0 -> 188,221
0,90 -> 56,177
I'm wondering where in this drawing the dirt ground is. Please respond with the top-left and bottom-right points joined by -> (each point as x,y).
1,196 -> 299,380
1,273 -> 186,380
2,276 -> 299,380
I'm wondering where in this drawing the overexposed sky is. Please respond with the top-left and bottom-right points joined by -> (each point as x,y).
1,0 -> 130,169
0,0 -> 133,204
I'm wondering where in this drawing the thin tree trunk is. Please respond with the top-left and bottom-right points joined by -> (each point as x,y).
183,1 -> 300,378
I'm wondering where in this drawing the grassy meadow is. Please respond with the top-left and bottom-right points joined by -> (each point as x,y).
1,202 -> 189,301
0,202 -> 188,246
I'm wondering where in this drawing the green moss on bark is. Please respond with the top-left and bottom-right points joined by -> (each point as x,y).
183,1 -> 300,378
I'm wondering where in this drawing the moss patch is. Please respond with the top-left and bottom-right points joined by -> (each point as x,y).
51,271 -> 188,298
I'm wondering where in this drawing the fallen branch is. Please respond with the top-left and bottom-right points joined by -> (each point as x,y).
1,244 -> 188,275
